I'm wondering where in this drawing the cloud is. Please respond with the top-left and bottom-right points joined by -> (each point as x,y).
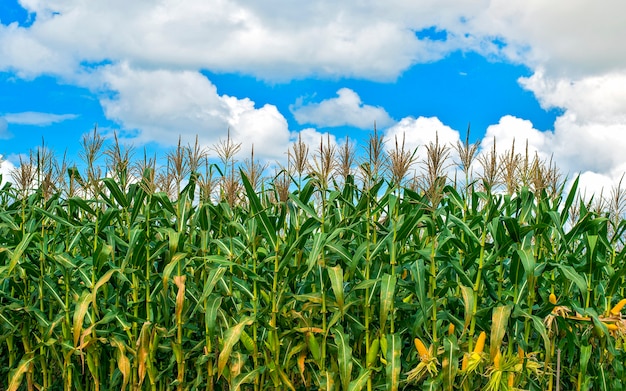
0,117 -> 10,139
291,88 -> 394,129
2,111 -> 78,126
469,1 -> 626,78
2,2 -> 626,83
384,116 -> 461,167
292,127 -> 339,150
0,23 -> 75,78
514,70 -> 626,188
476,113 -> 626,196
480,115 -> 554,161
0,155 -> 15,185
519,70 -> 626,125
0,1 -> 477,81
98,63 -> 293,161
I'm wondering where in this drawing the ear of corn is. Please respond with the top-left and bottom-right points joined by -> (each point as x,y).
549,293 -> 558,305
367,337 -> 380,367
414,337 -> 430,360
474,331 -> 487,355
611,299 -> 626,316
493,350 -> 502,370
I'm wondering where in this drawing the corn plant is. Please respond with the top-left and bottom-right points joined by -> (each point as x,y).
2,130 -> 626,391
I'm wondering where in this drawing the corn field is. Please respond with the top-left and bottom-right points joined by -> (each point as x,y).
2,130 -> 626,390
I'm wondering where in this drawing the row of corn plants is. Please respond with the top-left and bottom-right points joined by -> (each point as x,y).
2,130 -> 626,390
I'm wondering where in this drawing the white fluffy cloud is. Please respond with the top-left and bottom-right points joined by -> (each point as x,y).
0,1 -> 476,81
291,88 -> 394,129
512,70 -> 626,192
480,115 -> 554,161
476,113 -> 626,196
384,116 -> 461,167
520,71 -> 626,125
0,23 -> 74,78
2,2 -> 626,86
0,155 -> 15,185
469,1 -> 626,78
99,63 -> 303,161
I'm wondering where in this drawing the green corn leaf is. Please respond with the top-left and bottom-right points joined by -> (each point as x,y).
92,268 -> 118,313
288,192 -> 321,222
241,172 -> 277,251
385,333 -> 401,391
217,316 -> 254,379
380,273 -> 396,333
73,290 -> 92,347
102,177 -> 129,208
194,266 -> 226,308
205,295 -> 222,337
325,241 -> 353,266
517,246 -> 536,279
7,232 -> 34,275
33,206 -> 75,228
348,369 -> 372,391
459,285 -> 474,333
7,353 -> 35,391
333,326 -> 353,391
490,305 -> 512,360
580,344 -> 592,376
447,214 -> 480,243
328,265 -> 345,312
442,336 -> 459,391
162,252 -> 188,289
555,264 -> 587,297
305,232 -> 326,277
231,367 -> 265,391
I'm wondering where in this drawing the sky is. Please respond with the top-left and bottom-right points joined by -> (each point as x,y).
2,1 -> 626,194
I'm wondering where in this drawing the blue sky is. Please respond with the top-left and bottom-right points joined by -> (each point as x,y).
2,1 -> 626,193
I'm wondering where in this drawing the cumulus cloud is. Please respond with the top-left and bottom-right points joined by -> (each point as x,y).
480,115 -> 554,161
2,2 -> 626,83
519,70 -> 626,125
513,70 -> 626,189
474,112 -> 626,196
470,2 -> 626,195
291,88 -> 394,129
384,116 -> 461,167
0,23 -> 74,78
0,1 -> 480,81
470,1 -> 626,78
0,155 -> 15,185
99,63 -> 294,161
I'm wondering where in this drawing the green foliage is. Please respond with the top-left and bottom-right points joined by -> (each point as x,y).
1,136 -> 626,391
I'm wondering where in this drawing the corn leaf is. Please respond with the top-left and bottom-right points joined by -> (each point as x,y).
490,305 -> 511,360
380,273 -> 396,333
333,326 -> 353,391
385,333 -> 401,391
217,316 -> 254,379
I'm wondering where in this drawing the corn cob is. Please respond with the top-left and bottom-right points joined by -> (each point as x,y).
414,337 -> 430,360
610,299 -> 626,316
